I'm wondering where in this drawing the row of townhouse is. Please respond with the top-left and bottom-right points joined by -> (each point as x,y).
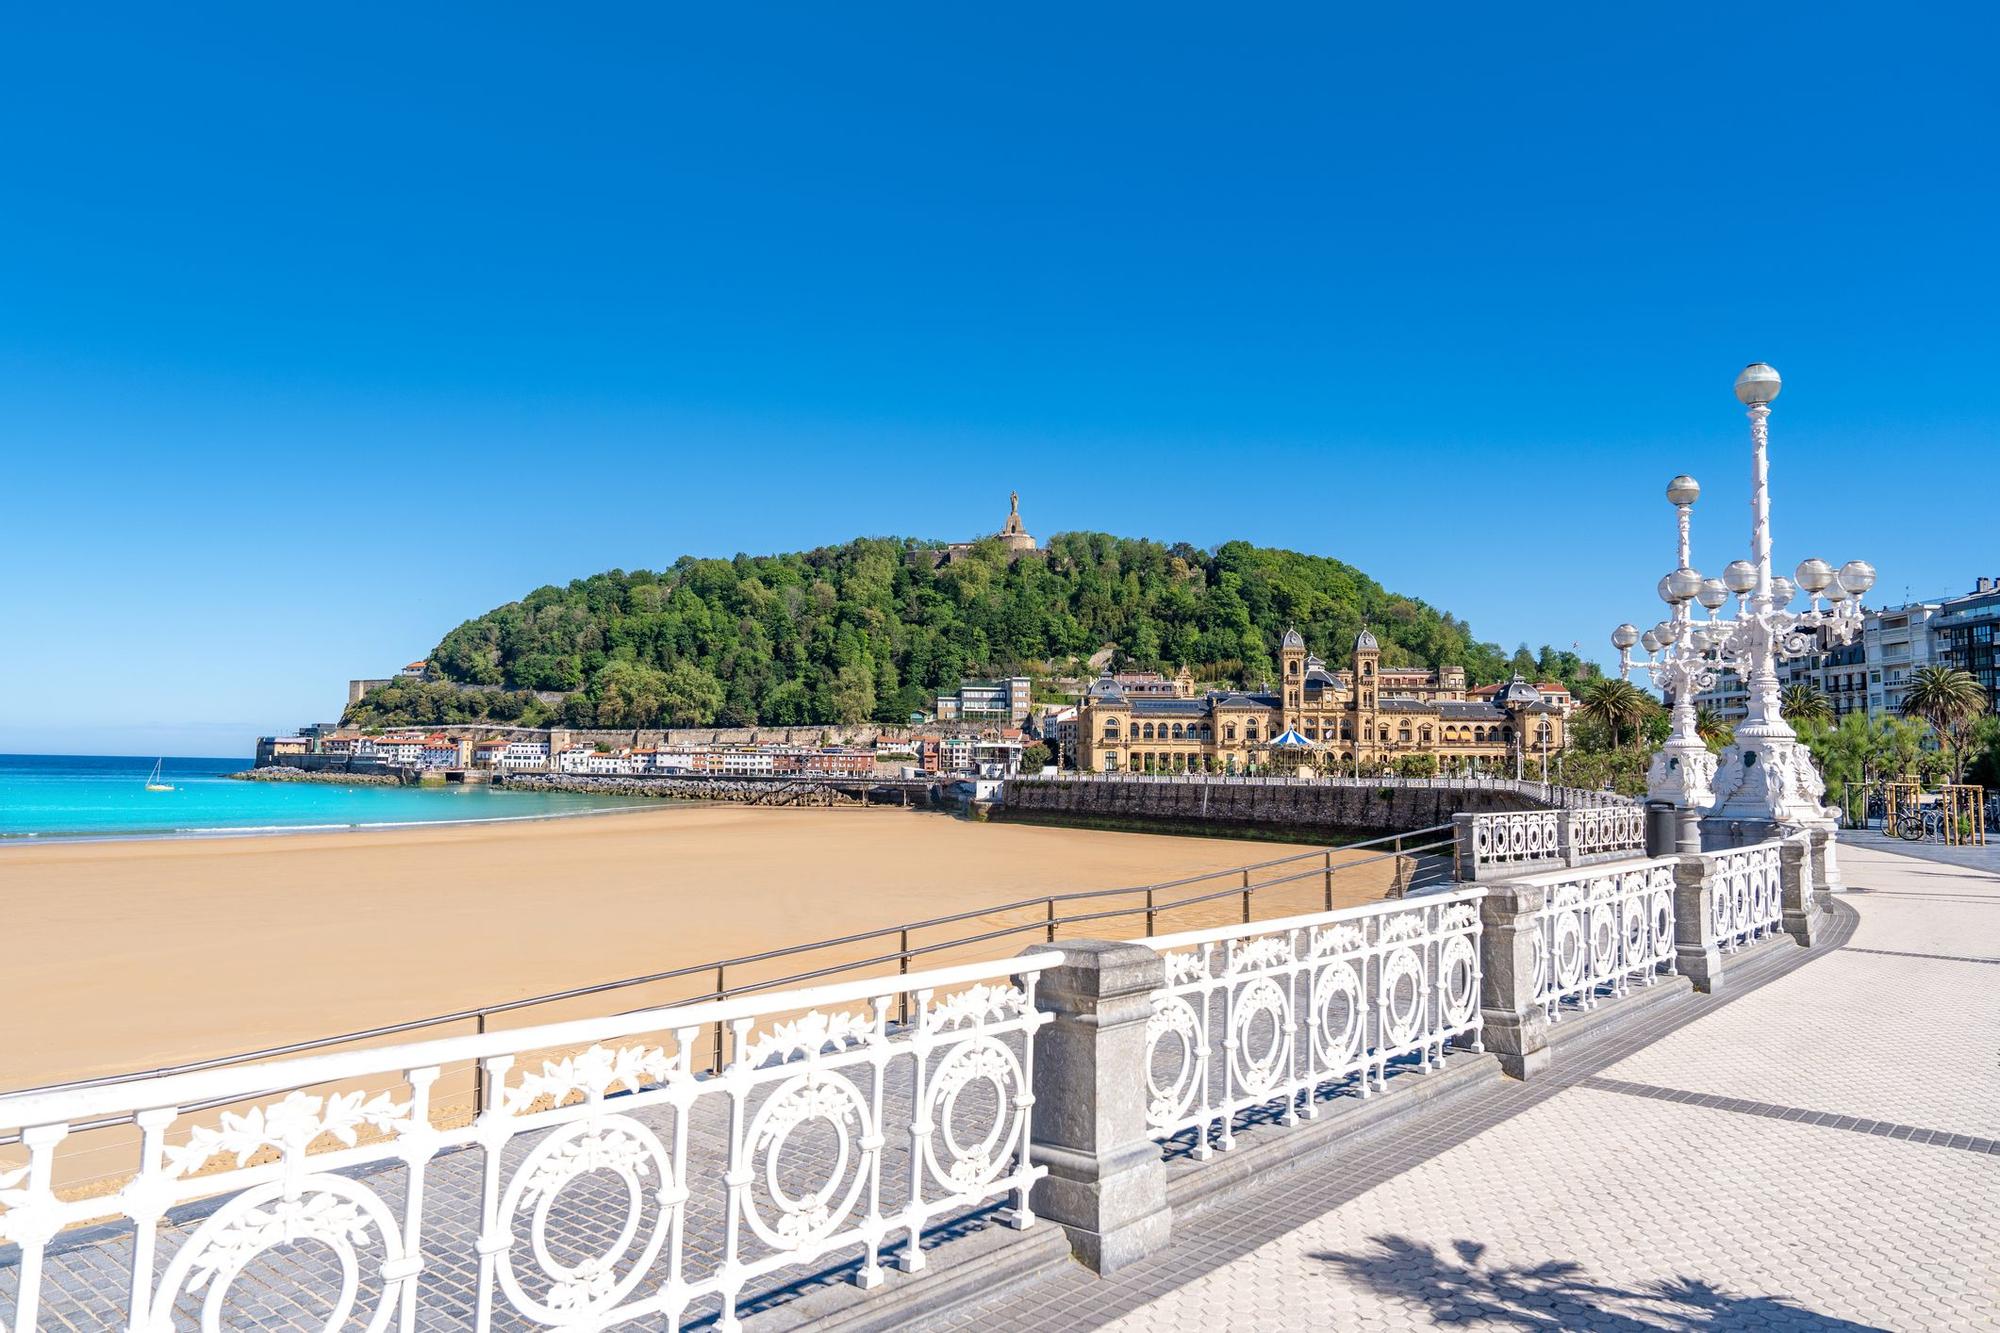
317,732 -> 473,768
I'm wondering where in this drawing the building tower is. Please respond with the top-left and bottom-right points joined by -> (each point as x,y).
1353,629 -> 1380,762
1280,627 -> 1306,733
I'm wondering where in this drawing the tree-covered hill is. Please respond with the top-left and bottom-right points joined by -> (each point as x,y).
343,533 -> 1590,730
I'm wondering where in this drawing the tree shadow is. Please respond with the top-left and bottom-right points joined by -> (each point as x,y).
1307,1236 -> 1885,1330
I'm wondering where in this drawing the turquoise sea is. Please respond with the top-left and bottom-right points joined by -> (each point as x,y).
0,754 -> 654,841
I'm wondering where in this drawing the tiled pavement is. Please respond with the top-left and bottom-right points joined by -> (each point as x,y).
957,842 -> 2000,1331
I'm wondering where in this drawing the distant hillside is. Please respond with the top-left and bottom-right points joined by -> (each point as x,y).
342,533 -> 1589,730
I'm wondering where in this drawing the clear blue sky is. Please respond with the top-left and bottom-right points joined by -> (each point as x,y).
3,6 -> 1994,757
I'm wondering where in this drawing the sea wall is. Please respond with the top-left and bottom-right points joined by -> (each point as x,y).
500,772 -> 944,808
1000,774 -> 1549,838
230,765 -> 407,787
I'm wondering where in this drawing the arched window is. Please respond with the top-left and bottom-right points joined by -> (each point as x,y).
1289,659 -> 1300,676
1141,723 -> 1154,740
1362,662 -> 1374,678
1502,726 -> 1515,742
1103,720 -> 1120,738
1246,721 -> 1260,740
1399,725 -> 1412,743
1170,723 -> 1184,740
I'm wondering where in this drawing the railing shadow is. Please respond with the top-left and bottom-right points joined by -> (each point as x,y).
1307,1235 -> 1881,1330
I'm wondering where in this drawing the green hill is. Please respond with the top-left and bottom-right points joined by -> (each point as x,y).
342,533 -> 1588,730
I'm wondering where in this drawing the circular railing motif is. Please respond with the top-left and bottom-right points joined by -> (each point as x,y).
921,1037 -> 1025,1194
1552,910 -> 1587,993
743,1072 -> 872,1253
1439,935 -> 1477,1028
1381,947 -> 1427,1047
1309,960 -> 1365,1070
1589,902 -> 1619,978
154,1173 -> 405,1333
1229,976 -> 1292,1098
495,1114 -> 675,1324
1145,996 -> 1204,1130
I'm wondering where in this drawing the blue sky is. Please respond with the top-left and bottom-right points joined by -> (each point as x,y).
3,6 -> 1994,756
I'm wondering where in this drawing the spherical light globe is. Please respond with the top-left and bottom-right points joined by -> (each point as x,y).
1669,567 -> 1706,602
1770,576 -> 1796,607
1838,559 -> 1876,595
1666,474 -> 1701,506
1794,557 -> 1835,594
1698,579 -> 1730,610
1655,619 -> 1683,646
1611,623 -> 1640,650
1641,631 -> 1660,654
1658,573 -> 1682,605
1825,582 -> 1850,603
1723,560 -> 1758,594
1734,362 -> 1782,406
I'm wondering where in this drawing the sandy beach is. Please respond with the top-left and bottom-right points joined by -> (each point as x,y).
3,806 -> 1401,1092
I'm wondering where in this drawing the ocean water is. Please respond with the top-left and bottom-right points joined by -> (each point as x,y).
0,754 -> 654,841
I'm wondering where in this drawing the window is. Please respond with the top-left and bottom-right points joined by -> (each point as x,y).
1226,724 -> 1237,741
1171,723 -> 1184,740
1142,723 -> 1155,740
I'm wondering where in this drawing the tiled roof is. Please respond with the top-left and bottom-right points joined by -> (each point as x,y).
1438,701 -> 1509,720
1130,698 -> 1213,716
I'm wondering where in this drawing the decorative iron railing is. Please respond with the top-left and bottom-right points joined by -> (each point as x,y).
0,954 -> 1059,1332
1524,859 -> 1678,1019
1134,889 -> 1485,1156
1701,839 -> 1790,951
1011,771 -> 1637,809
1455,806 -> 1649,880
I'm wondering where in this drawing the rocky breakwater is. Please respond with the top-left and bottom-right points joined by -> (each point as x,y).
502,772 -> 937,808
229,766 -> 406,787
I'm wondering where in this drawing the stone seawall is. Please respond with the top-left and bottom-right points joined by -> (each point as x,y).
1000,776 -> 1548,837
500,773 -> 944,808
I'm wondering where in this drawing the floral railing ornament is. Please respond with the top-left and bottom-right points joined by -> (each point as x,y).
1527,861 -> 1677,1019
1135,890 -> 1484,1155
0,953 -> 1058,1333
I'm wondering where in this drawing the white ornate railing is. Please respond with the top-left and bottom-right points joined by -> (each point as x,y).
1133,890 -> 1485,1156
1012,771 -> 1636,808
1701,839 -> 1791,951
1457,806 -> 1649,880
0,954 -> 1058,1332
1523,859 -> 1678,1019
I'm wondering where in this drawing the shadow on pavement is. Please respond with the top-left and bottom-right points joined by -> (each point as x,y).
1308,1235 -> 1884,1330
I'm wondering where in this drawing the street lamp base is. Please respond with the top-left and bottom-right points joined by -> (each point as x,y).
1709,735 -> 1827,825
1647,736 -> 1717,810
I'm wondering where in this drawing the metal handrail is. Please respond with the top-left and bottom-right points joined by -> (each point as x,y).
5,824 -> 1454,1106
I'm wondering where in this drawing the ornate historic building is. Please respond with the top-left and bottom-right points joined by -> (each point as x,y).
1074,629 -> 1565,775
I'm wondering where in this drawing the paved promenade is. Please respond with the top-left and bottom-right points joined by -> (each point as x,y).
967,842 -> 2000,1331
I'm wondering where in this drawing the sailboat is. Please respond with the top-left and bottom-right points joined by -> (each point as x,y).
145,759 -> 175,792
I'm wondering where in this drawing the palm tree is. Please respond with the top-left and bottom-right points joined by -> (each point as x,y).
1780,683 -> 1834,728
1577,677 -> 1655,749
1901,666 -> 1989,782
1694,705 -> 1735,751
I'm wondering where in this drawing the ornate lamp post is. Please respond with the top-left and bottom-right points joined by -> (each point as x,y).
1611,363 -> 1874,829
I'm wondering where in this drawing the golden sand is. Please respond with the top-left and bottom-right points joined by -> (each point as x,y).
2,805 -> 1399,1092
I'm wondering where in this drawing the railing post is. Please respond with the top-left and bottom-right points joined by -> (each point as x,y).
1778,833 -> 1821,947
712,965 -> 727,1073
1240,868 -> 1252,923
1559,809 -> 1580,867
1046,898 -> 1057,943
1323,850 -> 1333,911
473,1011 -> 487,1116
1479,882 -> 1551,1079
1673,853 -> 1726,992
1017,940 -> 1172,1272
1145,886 -> 1156,936
1452,812 -> 1477,882
898,929 -> 911,1026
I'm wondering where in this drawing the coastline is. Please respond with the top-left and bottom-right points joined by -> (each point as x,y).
0,796 -> 671,847
3,805 -> 1388,1091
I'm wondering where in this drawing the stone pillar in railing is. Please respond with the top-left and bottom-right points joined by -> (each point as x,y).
1805,820 -> 1845,894
1557,809 -> 1580,867
1672,853 -> 1726,992
1778,834 -> 1822,947
1478,883 -> 1550,1079
1017,939 -> 1172,1273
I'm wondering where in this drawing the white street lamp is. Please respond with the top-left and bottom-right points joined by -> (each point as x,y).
1611,362 -> 1871,830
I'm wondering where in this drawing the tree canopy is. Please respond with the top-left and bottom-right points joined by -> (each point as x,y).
345,532 -> 1596,730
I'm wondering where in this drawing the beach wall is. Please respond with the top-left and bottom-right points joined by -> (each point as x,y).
500,772 -> 945,807
1000,774 -> 1547,838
